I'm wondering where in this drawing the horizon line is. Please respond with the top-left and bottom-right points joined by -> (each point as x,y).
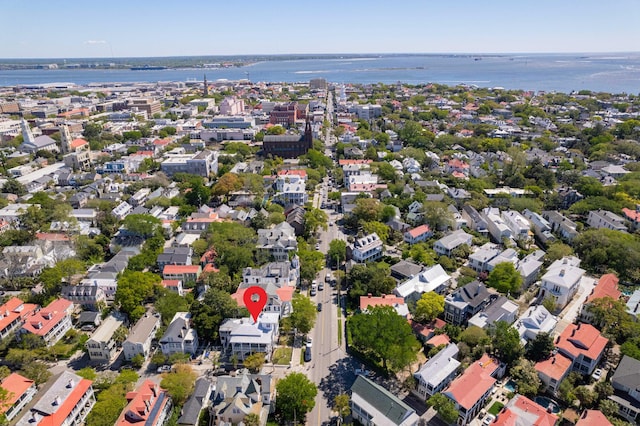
2,51 -> 640,61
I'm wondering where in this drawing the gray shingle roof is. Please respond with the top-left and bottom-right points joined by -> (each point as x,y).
350,375 -> 416,425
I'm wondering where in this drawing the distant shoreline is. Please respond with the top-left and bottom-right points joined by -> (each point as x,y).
1,52 -> 638,71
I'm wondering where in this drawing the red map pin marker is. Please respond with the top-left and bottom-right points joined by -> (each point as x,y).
243,286 -> 267,322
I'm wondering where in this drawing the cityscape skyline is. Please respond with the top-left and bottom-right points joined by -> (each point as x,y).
3,0 -> 640,59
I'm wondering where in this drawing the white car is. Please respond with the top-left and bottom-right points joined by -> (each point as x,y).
156,365 -> 172,374
592,368 -> 603,381
482,414 -> 496,425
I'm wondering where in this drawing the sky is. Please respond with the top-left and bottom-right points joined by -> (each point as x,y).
2,0 -> 640,58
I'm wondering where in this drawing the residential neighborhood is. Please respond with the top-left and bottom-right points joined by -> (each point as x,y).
0,75 -> 639,426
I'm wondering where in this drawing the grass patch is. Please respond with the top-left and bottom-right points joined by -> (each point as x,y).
300,347 -> 306,364
338,319 -> 342,345
272,347 -> 292,365
488,401 -> 504,415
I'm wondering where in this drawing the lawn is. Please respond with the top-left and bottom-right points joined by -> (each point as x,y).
488,401 -> 505,415
272,347 -> 292,365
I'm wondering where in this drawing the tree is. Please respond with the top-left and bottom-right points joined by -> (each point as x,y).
328,239 -> 347,267
243,413 -> 261,426
155,290 -> 191,326
115,271 -> 161,322
351,198 -> 383,223
243,352 -> 266,373
525,332 -> 555,362
459,325 -> 490,347
275,372 -> 318,422
487,262 -> 523,294
112,326 -> 129,346
598,399 -> 620,417
376,162 -> 397,182
1,179 -> 26,196
131,354 -> 145,369
290,294 -> 317,335
509,359 -> 541,397
190,288 -> 246,342
594,380 -> 614,401
545,242 -> 574,263
421,201 -> 454,231
298,243 -> 324,284
558,377 -> 576,406
160,363 -> 197,406
349,305 -> 420,372
212,173 -> 242,198
122,214 -> 161,238
333,394 -> 351,419
414,292 -> 444,323
428,393 -> 458,424
85,383 -> 129,426
574,386 -> 597,408
20,361 -> 51,385
347,263 -> 396,306
304,208 -> 328,236
362,221 -> 390,244
185,183 -> 212,207
77,367 -> 97,381
491,321 -> 524,367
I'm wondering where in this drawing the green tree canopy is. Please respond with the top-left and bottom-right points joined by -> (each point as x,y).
275,372 -> 318,422
509,359 -> 541,397
349,305 -> 420,371
290,293 -> 317,335
428,393 -> 458,424
328,239 -> 347,267
346,263 -> 395,307
491,320 -> 524,367
487,262 -> 523,294
414,291 -> 445,323
160,363 -> 197,407
122,214 -> 161,238
190,288 -> 246,343
525,332 -> 555,362
115,271 -> 161,322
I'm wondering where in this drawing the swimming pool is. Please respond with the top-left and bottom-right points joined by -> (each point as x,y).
534,396 -> 561,414
504,380 -> 517,393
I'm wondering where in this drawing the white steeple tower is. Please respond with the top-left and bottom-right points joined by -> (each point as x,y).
20,119 -> 35,145
60,124 -> 72,154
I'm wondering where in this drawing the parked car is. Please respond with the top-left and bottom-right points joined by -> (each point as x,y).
318,282 -> 324,291
156,365 -> 172,374
482,414 -> 496,425
304,347 -> 312,362
592,368 -> 603,381
306,337 -> 313,348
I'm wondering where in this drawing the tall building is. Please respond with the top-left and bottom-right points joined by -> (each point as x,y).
262,120 -> 313,159
203,74 -> 208,96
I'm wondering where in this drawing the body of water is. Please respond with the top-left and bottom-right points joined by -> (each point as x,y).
1,54 -> 640,94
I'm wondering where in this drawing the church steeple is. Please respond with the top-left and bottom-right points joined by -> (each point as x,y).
203,74 -> 208,96
60,124 -> 72,154
20,119 -> 35,145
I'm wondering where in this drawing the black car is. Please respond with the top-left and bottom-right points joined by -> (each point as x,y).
317,302 -> 322,312
304,346 -> 312,362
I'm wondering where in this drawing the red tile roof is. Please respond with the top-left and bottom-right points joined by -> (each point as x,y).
338,159 -> 372,165
0,297 -> 38,334
407,224 -> 431,238
70,138 -> 88,149
445,354 -> 497,410
359,294 -> 405,311
36,232 -> 71,241
535,353 -> 572,381
277,169 -> 307,178
585,273 -> 621,304
426,334 -> 450,347
556,323 -> 608,362
153,138 -> 172,146
0,373 -> 34,414
575,409 -> 613,426
161,279 -> 181,288
116,380 -> 169,426
163,264 -> 201,275
448,158 -> 469,169
39,378 -> 93,426
21,298 -> 72,337
493,395 -> 558,426
622,207 -> 640,222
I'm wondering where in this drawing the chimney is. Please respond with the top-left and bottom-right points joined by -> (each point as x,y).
368,293 -> 372,298
560,269 -> 565,277
382,294 -> 386,299
52,396 -> 61,406
66,379 -> 74,388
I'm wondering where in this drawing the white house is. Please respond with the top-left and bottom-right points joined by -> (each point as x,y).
159,312 -> 199,356
515,304 -> 558,345
434,229 -> 472,257
394,264 -> 451,302
413,343 -> 460,400
350,233 -> 384,263
540,256 -> 585,310
219,313 -> 279,362
86,312 -> 126,363
123,311 -> 161,361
